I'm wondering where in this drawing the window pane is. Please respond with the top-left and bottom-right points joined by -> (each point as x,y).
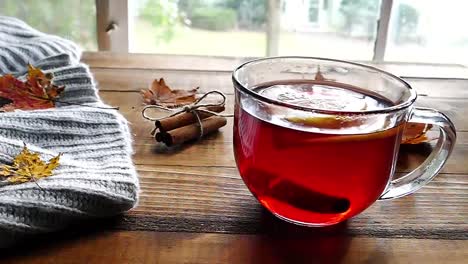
308,0 -> 320,23
0,0 -> 97,51
279,0 -> 381,60
130,0 -> 267,57
385,0 -> 468,65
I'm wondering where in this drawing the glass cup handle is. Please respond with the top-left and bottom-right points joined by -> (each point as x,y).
379,107 -> 457,200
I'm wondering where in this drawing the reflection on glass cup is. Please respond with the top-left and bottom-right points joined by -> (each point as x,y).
233,57 -> 456,226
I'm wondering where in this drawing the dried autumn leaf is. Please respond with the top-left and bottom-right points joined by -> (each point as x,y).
0,145 -> 61,184
314,66 -> 334,82
141,78 -> 199,107
0,64 -> 64,111
402,122 -> 434,144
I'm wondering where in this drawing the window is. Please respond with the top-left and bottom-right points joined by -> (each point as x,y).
385,0 -> 468,64
130,0 -> 380,59
0,0 -> 97,51
279,0 -> 380,60
130,0 -> 267,57
2,0 -> 467,66
308,0 -> 319,23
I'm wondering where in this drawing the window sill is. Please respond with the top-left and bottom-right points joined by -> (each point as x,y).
82,51 -> 468,79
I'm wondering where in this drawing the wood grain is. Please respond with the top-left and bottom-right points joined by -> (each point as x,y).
128,131 -> 468,174
8,54 -> 466,262
83,51 -> 251,72
110,165 -> 467,239
91,67 -> 468,100
99,87 -> 468,240
95,76 -> 468,239
100,91 -> 468,175
3,231 -> 467,264
93,67 -> 233,92
83,52 -> 468,78
404,78 -> 468,98
100,92 -> 468,132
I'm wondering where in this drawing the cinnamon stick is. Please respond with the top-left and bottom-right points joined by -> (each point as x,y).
156,105 -> 225,132
157,116 -> 227,146
155,132 -> 164,142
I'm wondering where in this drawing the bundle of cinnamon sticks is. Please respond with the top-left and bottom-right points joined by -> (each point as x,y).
154,105 -> 227,146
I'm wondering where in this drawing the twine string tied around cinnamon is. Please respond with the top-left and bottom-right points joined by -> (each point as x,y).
142,90 -> 233,139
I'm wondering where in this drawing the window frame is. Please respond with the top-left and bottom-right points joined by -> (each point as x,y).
96,0 -> 129,53
95,0 -> 456,66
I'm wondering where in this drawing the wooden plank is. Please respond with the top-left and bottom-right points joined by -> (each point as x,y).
4,55 -> 466,261
106,165 -> 468,239
404,78 -> 468,98
91,67 -> 468,99
82,52 -> 250,71
100,92 -> 468,132
100,91 -> 468,175
416,97 -> 468,131
95,91 -> 468,238
128,131 -> 468,174
92,68 -> 233,92
2,231 -> 467,263
373,63 -> 468,79
82,52 -> 468,79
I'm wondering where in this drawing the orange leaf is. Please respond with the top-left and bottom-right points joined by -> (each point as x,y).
402,122 -> 433,144
0,64 -> 64,111
141,78 -> 199,107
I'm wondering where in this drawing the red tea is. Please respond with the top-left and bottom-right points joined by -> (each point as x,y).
234,80 -> 403,225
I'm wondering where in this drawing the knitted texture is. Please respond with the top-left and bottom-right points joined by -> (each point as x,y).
0,16 -> 139,246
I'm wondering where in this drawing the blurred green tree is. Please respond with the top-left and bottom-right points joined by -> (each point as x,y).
395,3 -> 420,44
215,0 -> 266,30
178,0 -> 204,20
139,0 -> 180,43
339,0 -> 380,39
0,0 -> 97,50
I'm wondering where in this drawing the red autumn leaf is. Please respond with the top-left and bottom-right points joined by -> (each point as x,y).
141,78 -> 199,108
0,64 -> 64,111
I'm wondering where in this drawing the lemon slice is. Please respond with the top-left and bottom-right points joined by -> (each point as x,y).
285,115 -> 362,129
281,115 -> 400,143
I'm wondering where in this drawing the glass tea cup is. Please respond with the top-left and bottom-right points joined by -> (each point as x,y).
232,57 -> 456,226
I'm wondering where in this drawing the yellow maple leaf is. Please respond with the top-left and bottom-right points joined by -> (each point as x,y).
0,145 -> 61,184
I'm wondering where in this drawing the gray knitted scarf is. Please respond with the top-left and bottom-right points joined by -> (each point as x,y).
0,16 -> 139,247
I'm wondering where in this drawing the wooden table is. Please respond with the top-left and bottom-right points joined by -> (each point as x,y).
3,53 -> 468,263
